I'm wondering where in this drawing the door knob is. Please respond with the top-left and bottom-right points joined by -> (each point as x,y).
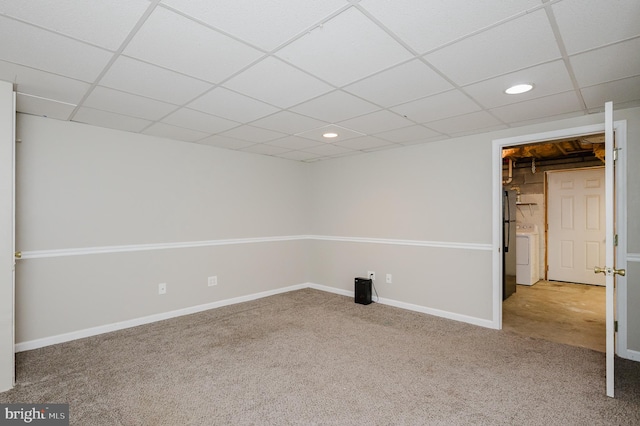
14,251 -> 21,259
614,268 -> 626,277
594,266 -> 607,275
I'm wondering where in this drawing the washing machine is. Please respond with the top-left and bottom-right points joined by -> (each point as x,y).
516,224 -> 540,285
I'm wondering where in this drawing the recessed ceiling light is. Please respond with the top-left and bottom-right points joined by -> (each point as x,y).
323,132 -> 338,138
505,83 -> 534,95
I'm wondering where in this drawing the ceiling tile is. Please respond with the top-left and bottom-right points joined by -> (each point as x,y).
161,0 -> 346,51
223,57 -> 333,108
187,88 -> 279,123
274,150 -> 324,161
291,91 -> 379,123
276,7 -> 413,86
100,56 -> 213,105
1,0 -> 150,50
360,0 -> 540,54
198,135 -> 256,150
250,111 -> 327,134
143,122 -> 210,142
0,16 -> 113,82
338,110 -> 414,134
16,93 -> 75,120
425,111 -> 504,136
343,60 -> 453,107
83,86 -> 177,121
391,90 -> 481,123
161,108 -> 239,134
334,136 -> 396,151
581,76 -> 640,110
570,38 -> 640,88
220,125 -> 286,143
295,124 -> 364,143
266,136 -> 324,151
552,0 -> 640,54
490,91 -> 583,124
424,10 -> 560,85
463,60 -> 574,109
241,144 -> 292,156
0,60 -> 90,104
303,144 -> 354,157
73,107 -> 152,133
124,7 -> 263,83
374,125 -> 442,143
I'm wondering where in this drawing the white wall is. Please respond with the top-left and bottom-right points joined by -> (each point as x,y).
0,81 -> 14,392
15,114 -> 310,344
308,107 -> 640,351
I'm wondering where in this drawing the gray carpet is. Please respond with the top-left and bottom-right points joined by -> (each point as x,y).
1,289 -> 639,425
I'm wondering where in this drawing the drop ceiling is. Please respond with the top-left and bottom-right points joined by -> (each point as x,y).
1,0 -> 639,162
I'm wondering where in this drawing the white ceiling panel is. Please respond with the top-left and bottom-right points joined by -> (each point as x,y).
83,86 -> 177,121
303,144 -> 354,157
124,7 -> 263,83
73,107 -> 152,133
223,57 -> 333,108
334,136 -> 396,151
276,7 -> 413,86
161,0 -> 347,51
490,91 -> 583,124
0,61 -> 90,105
339,110 -> 414,134
162,108 -> 238,134
392,90 -> 481,124
291,91 -> 379,123
552,0 -> 640,55
343,60 -> 453,107
463,60 -> 574,109
143,122 -> 210,142
220,125 -> 287,143
295,124 -> 364,143
266,136 -> 324,151
570,38 -> 640,88
100,56 -> 212,105
251,111 -> 327,134
187,88 -> 279,123
16,93 -> 76,120
274,150 -> 324,162
425,10 -> 561,86
360,0 -> 540,54
0,16 -> 113,82
375,125 -> 442,143
241,144 -> 291,156
581,76 -> 640,110
0,0 -> 150,51
198,135 -> 255,150
425,111 -> 504,136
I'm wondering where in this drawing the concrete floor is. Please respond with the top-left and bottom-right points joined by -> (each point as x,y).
502,280 -> 606,352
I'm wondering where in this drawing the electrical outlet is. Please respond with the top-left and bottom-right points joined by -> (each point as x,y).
386,274 -> 392,284
208,276 -> 217,286
368,271 -> 376,281
158,283 -> 166,295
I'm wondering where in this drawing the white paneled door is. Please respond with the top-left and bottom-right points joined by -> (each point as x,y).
547,167 -> 605,286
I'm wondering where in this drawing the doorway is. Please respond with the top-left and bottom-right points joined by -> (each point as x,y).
500,135 -> 606,350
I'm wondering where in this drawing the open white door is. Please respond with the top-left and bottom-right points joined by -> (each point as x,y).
598,101 -> 622,398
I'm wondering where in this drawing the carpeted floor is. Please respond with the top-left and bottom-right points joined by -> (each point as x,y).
1,288 -> 639,425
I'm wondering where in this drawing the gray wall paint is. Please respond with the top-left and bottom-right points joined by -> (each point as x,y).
15,115 -> 310,343
0,81 -> 14,391
9,106 -> 640,357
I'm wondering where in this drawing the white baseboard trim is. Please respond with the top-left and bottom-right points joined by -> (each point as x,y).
15,283 -> 307,352
16,282 -> 496,352
308,283 -> 494,329
619,348 -> 640,362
